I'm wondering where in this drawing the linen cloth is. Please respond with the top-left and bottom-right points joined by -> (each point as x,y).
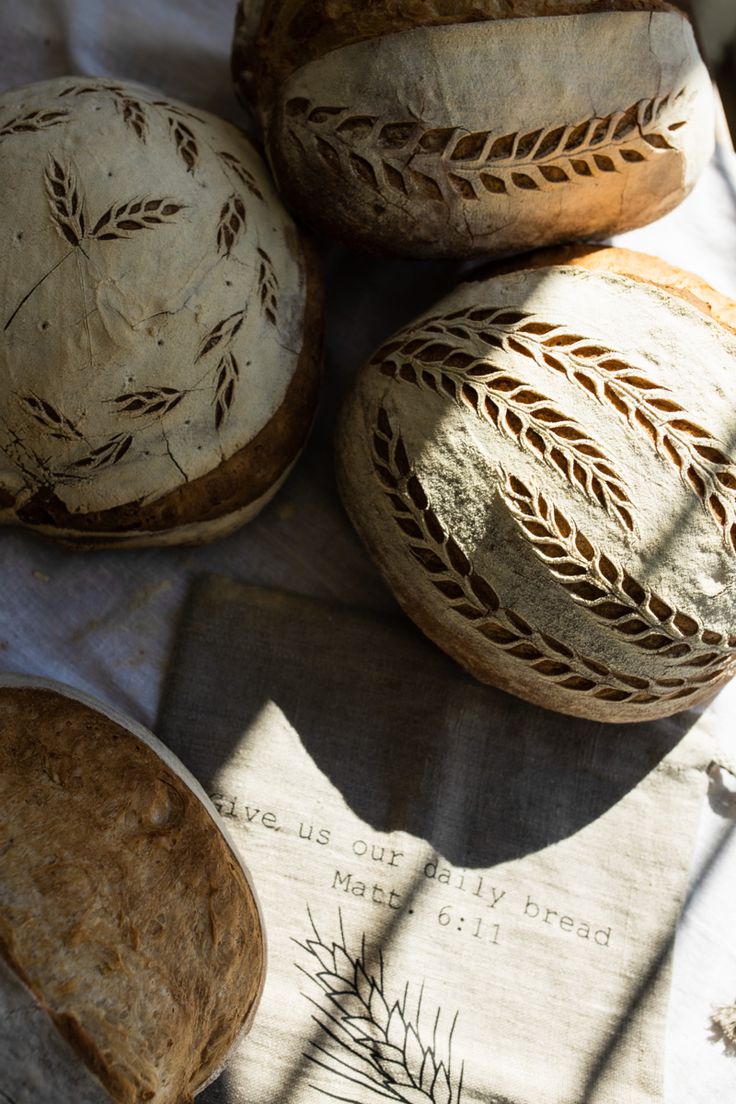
0,1 -> 735,1101
160,579 -> 713,1104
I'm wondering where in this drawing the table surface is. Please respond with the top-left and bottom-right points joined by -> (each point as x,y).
1,2 -> 735,1101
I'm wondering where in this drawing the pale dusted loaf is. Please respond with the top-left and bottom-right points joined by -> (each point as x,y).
0,77 -> 322,547
0,677 -> 265,1103
336,247 -> 736,723
236,0 -> 713,258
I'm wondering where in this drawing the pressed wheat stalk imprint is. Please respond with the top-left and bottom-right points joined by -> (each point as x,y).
374,324 -> 633,530
296,909 -> 464,1104
285,90 -> 686,203
411,305 -> 736,552
371,406 -> 716,705
500,473 -> 736,673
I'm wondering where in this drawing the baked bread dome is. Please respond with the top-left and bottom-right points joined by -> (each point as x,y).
337,246 -> 736,722
0,76 -> 322,547
0,676 -> 265,1103
234,0 -> 714,259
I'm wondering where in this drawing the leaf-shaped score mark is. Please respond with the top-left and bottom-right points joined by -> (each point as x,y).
0,108 -> 69,140
20,394 -> 82,441
111,387 -> 185,417
168,117 -> 198,172
257,248 -> 278,326
216,151 -> 264,200
217,194 -> 246,256
90,197 -> 186,240
68,433 -> 133,471
286,89 -> 685,203
196,311 -> 245,361
44,158 -> 86,247
117,96 -> 147,140
213,353 -> 239,429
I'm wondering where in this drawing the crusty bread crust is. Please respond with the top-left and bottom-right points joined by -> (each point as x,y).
472,243 -> 736,335
12,240 -> 323,545
0,687 -> 264,1103
251,0 -> 682,106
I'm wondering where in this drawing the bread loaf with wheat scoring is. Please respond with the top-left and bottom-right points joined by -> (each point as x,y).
235,0 -> 714,258
0,76 -> 322,547
0,677 -> 265,1103
337,246 -> 736,722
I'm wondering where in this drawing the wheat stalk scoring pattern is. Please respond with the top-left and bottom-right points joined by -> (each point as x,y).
285,90 -> 686,204
371,406 -> 726,705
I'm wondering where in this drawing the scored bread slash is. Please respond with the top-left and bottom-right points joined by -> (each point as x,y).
336,246 -> 736,723
0,675 -> 266,1103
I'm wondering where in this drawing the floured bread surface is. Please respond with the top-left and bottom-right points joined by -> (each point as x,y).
0,76 -> 321,545
337,249 -> 736,722
253,6 -> 713,257
0,685 -> 265,1103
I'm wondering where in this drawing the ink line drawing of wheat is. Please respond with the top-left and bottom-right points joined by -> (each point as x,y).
500,472 -> 736,673
296,908 -> 464,1104
373,329 -> 633,531
371,406 -> 724,705
285,90 -> 686,203
395,305 -> 736,552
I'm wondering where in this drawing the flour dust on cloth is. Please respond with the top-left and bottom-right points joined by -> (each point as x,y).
158,579 -> 714,1104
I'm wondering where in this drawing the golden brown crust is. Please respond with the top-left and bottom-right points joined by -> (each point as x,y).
0,687 -> 264,1104
252,0 -> 682,106
471,243 -> 736,335
15,238 -> 323,541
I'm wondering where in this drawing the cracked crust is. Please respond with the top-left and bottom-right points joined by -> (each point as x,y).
0,682 -> 265,1104
0,77 -> 323,548
11,240 -> 323,547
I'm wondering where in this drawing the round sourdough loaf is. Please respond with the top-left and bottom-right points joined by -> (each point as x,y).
337,246 -> 736,723
0,77 -> 322,547
235,0 -> 714,258
0,676 -> 265,1104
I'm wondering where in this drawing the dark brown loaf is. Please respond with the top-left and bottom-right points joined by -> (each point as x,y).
0,682 -> 265,1103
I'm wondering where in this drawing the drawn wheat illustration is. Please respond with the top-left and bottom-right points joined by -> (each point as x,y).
374,329 -> 633,531
500,472 -> 736,672
285,90 -> 686,203
371,406 -> 718,705
296,909 -> 464,1104
407,305 -> 736,552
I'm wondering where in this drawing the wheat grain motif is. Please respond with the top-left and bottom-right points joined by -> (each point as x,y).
111,387 -> 185,417
374,327 -> 633,530
213,353 -> 239,429
372,406 -> 722,705
297,910 -> 464,1104
44,159 -> 86,247
500,473 -> 736,671
19,395 -> 83,441
217,194 -> 246,256
285,90 -> 686,203
217,150 -> 264,199
0,108 -> 69,141
419,306 -> 736,553
257,248 -> 279,326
